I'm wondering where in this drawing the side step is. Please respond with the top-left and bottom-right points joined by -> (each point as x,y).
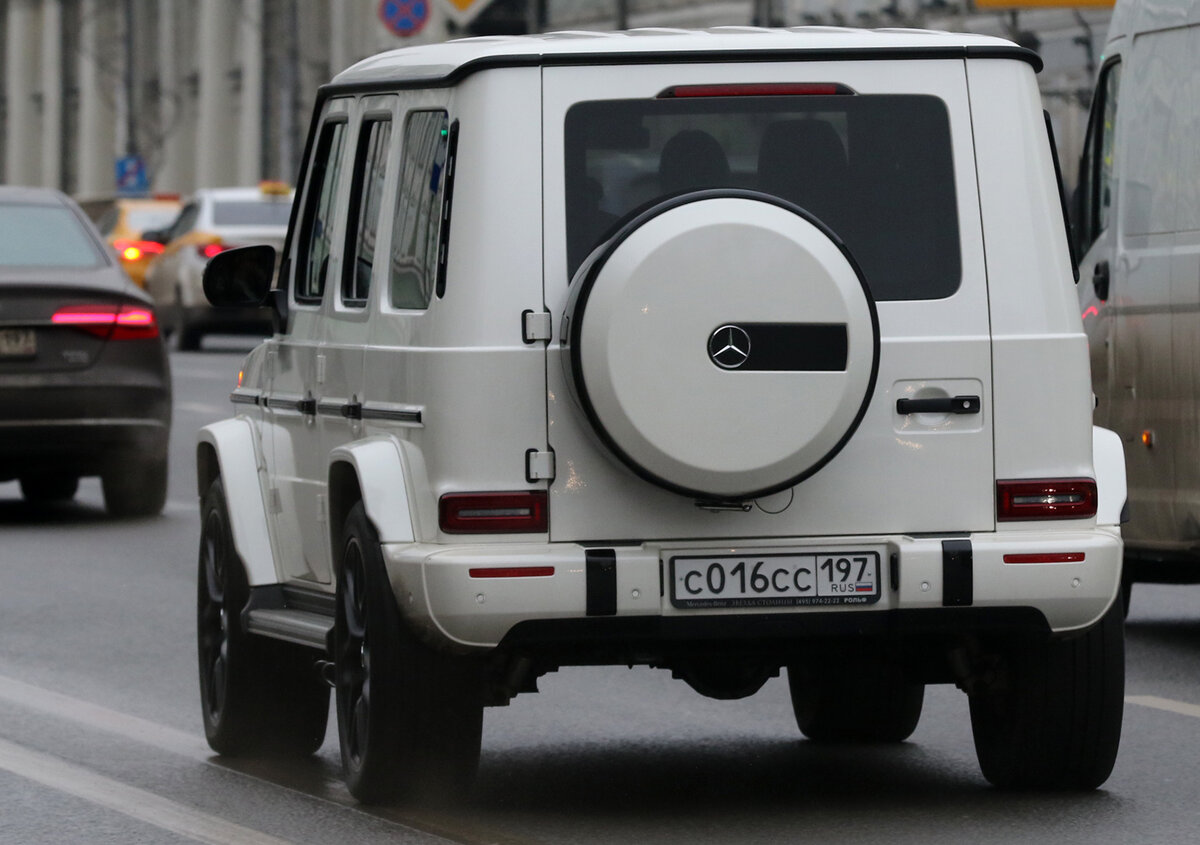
245,608 -> 333,650
243,584 -> 334,650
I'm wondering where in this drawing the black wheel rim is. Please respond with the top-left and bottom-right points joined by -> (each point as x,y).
337,537 -> 371,768
198,508 -> 230,725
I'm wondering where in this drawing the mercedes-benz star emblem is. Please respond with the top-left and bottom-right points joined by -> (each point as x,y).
708,325 -> 751,370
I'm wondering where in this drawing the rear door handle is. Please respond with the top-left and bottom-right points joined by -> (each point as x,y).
896,395 -> 981,415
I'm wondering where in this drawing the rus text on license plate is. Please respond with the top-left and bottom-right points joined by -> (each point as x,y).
669,552 -> 882,609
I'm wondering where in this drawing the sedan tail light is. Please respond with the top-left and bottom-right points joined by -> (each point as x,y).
996,479 -> 1097,521
198,242 -> 232,259
52,304 -> 160,340
439,492 -> 548,533
112,239 -> 165,262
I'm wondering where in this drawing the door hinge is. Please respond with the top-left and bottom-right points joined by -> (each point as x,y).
525,448 -> 556,482
522,309 -> 552,344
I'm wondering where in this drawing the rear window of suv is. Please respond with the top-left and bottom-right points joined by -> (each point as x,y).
564,93 -> 960,301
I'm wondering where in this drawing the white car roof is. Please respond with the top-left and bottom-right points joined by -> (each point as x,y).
332,27 -> 1036,89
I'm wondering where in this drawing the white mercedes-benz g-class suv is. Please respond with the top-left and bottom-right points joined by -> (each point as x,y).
197,27 -> 1128,802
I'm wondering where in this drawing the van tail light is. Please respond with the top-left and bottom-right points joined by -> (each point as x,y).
439,492 -> 548,534
657,83 -> 854,98
996,479 -> 1097,521
198,242 -> 232,260
52,304 -> 160,340
113,239 -> 165,262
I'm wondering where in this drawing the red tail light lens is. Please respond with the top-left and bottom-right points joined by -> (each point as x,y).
198,242 -> 231,259
997,479 -> 1097,521
439,492 -> 548,534
658,83 -> 853,98
52,304 -> 160,340
113,239 -> 165,262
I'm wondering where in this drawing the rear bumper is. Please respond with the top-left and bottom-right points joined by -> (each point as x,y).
383,527 -> 1123,651
0,384 -> 170,476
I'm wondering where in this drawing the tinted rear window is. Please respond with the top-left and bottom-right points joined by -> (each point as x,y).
564,94 -> 960,301
212,200 -> 292,227
0,204 -> 104,268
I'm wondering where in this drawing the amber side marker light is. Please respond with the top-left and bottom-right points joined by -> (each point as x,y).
440,491 -> 548,534
996,479 -> 1097,521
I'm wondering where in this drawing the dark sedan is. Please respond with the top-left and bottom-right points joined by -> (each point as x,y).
0,186 -> 171,516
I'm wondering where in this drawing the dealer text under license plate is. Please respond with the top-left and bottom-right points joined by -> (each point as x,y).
670,551 -> 882,608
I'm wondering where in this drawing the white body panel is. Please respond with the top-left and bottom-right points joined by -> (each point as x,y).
202,28 -> 1123,655
197,418 -> 277,586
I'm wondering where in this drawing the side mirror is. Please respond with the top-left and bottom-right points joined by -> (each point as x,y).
203,244 -> 276,307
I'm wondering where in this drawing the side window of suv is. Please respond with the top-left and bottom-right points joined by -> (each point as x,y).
342,117 -> 393,306
390,109 -> 449,310
1078,61 -> 1120,252
295,119 -> 349,303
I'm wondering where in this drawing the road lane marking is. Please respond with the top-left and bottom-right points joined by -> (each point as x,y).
0,673 -> 527,845
0,737 -> 292,845
0,674 -> 206,757
1126,694 -> 1200,720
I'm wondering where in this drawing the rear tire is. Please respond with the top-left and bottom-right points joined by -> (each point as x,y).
19,474 -> 79,503
788,658 -> 924,743
197,478 -> 329,756
335,502 -> 484,804
103,454 -> 168,517
968,598 -> 1124,789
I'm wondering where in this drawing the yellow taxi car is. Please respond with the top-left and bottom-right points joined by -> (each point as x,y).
78,195 -> 183,288
143,183 -> 292,350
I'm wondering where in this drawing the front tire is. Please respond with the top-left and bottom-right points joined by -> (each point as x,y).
968,598 -> 1124,789
197,478 -> 329,756
335,502 -> 484,804
788,658 -> 924,743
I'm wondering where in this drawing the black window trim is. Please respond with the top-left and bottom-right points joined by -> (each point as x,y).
294,115 -> 350,306
340,110 -> 394,309
435,118 -> 459,299
1076,56 -> 1121,256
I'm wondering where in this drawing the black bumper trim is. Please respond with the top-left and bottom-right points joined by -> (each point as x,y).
498,606 -> 1051,662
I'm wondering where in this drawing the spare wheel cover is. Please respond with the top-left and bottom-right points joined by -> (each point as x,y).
565,190 -> 879,500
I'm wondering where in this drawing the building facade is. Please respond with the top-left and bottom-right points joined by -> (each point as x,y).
0,0 -> 1108,198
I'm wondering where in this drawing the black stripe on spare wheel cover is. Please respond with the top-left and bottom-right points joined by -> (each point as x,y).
565,188 -> 880,501
711,323 -> 848,372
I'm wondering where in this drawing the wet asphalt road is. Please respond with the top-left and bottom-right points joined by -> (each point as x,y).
2,341 -> 1200,844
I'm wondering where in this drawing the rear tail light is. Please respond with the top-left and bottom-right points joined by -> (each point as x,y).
657,83 -> 854,98
51,304 -> 160,340
112,239 -> 165,262
198,242 -> 232,259
996,479 -> 1097,521
439,492 -> 548,534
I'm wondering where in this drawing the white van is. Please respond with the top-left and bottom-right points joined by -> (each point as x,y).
1076,1 -> 1200,606
199,28 -> 1127,801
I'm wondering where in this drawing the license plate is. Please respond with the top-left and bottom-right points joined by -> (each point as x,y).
670,551 -> 882,609
0,328 -> 36,358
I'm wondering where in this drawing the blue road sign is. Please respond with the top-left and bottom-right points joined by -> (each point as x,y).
379,0 -> 429,37
115,156 -> 149,195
